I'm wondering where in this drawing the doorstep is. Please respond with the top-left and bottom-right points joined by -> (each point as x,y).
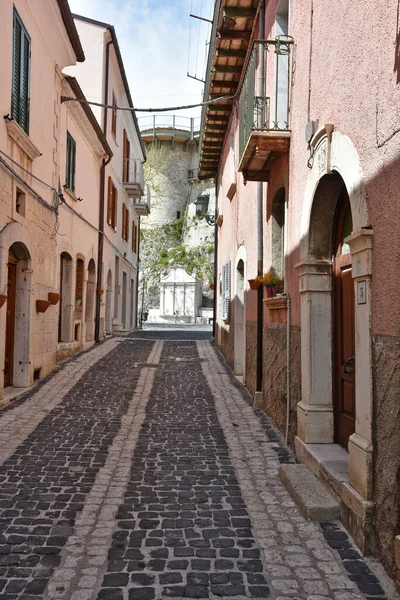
294,436 -> 349,500
0,386 -> 30,408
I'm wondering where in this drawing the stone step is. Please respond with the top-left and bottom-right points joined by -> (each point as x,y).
279,463 -> 340,521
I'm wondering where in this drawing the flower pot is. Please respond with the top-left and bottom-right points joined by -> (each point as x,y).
36,299 -> 51,313
0,294 -> 7,309
265,286 -> 276,298
248,279 -> 260,291
48,292 -> 61,305
209,284 -> 215,290
97,289 -> 105,296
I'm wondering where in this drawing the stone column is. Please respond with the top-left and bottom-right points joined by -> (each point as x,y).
346,229 -> 374,500
295,260 -> 334,443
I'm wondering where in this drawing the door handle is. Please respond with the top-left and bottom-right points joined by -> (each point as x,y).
344,355 -> 355,374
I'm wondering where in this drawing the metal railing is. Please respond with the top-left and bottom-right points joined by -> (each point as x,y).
138,115 -> 201,138
122,157 -> 144,191
239,36 -> 293,158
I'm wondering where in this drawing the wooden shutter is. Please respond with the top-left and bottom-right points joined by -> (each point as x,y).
122,204 -> 129,241
107,177 -> 112,225
123,130 -> 130,182
222,259 -> 231,320
113,186 -> 118,230
12,10 -> 31,133
66,132 -> 76,192
75,258 -> 84,302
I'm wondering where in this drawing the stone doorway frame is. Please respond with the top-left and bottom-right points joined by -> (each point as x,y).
295,128 -> 374,550
0,222 -> 33,399
234,248 -> 246,377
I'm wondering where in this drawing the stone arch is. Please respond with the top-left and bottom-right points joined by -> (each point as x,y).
85,258 -> 96,341
234,246 -> 246,378
58,251 -> 74,343
297,129 -> 374,511
1,237 -> 32,392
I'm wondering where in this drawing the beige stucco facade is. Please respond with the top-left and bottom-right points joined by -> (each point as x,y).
0,2 -> 147,401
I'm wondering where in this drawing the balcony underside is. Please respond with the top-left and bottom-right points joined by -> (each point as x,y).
132,200 -> 150,216
238,130 -> 291,182
123,183 -> 144,199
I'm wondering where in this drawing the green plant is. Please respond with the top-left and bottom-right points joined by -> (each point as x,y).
255,267 -> 283,289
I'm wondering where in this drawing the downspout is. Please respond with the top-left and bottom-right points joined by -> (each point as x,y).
135,215 -> 141,329
95,38 -> 113,343
256,0 -> 265,391
285,292 -> 291,444
212,178 -> 218,338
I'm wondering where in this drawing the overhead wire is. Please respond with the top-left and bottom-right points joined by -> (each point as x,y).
60,94 -> 235,113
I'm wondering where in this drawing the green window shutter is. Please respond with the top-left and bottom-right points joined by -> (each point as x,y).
222,259 -> 231,320
11,9 -> 30,133
66,132 -> 76,193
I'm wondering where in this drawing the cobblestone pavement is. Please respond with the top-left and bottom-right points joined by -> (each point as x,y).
0,333 -> 396,600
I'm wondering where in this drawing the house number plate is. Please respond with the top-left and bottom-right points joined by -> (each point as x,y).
357,280 -> 367,304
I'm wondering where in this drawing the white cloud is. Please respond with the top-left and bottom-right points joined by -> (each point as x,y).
68,0 -> 213,125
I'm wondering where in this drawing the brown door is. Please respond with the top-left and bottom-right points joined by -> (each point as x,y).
332,188 -> 355,450
4,257 -> 17,388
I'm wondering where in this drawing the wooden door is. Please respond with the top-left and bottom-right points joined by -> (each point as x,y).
4,257 -> 17,388
332,189 -> 355,450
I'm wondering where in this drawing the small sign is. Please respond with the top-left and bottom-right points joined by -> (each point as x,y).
357,280 -> 367,304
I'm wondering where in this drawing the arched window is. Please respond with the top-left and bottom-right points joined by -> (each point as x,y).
271,188 -> 285,278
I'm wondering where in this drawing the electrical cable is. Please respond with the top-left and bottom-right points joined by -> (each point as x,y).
0,151 -> 58,213
60,94 -> 235,113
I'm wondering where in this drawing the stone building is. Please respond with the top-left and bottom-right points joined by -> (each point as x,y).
139,117 -> 215,321
0,0 -> 85,401
0,1 -> 147,403
198,0 -> 400,587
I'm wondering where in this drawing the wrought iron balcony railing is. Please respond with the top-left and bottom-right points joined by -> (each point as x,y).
238,36 -> 293,175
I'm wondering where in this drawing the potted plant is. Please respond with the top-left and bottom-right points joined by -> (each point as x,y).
257,268 -> 284,298
248,278 -> 260,291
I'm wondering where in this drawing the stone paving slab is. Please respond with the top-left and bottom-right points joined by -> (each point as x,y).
0,333 -> 396,600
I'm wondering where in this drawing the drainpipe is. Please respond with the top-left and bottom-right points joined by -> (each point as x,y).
212,177 -> 218,338
285,292 -> 291,444
135,215 -> 141,329
256,0 -> 265,391
95,39 -> 113,343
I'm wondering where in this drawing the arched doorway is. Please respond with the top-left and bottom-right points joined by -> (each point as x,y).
85,259 -> 96,341
105,270 -> 113,334
4,242 -> 31,388
234,258 -> 245,376
332,187 -> 355,449
58,252 -> 73,343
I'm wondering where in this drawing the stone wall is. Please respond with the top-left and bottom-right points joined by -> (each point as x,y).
245,320 -> 257,394
372,334 -> 400,582
262,324 -> 301,444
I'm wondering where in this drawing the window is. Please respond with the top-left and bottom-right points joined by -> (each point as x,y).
122,203 -> 129,241
111,91 -> 117,137
75,258 -> 84,306
176,211 -> 181,220
11,9 -> 31,133
122,129 -> 130,182
221,259 -> 231,320
107,177 -> 118,230
16,187 -> 26,216
132,221 -> 137,253
66,132 -> 76,193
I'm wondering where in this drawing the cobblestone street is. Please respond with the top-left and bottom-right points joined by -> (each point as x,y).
0,331 -> 395,600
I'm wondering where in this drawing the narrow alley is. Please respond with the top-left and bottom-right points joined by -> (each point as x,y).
0,331 -> 393,600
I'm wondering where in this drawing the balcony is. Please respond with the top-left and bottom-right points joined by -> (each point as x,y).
132,185 -> 151,216
122,158 -> 145,198
238,37 -> 293,183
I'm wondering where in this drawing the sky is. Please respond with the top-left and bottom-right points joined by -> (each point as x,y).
68,0 -> 214,125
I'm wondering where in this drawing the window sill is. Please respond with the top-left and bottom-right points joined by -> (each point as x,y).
63,186 -> 79,202
263,295 -> 288,310
5,118 -> 41,160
